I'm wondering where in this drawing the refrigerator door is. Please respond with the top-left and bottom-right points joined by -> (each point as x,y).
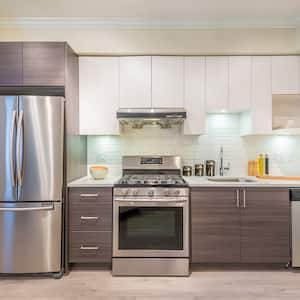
0,202 -> 62,273
0,96 -> 18,202
17,96 -> 64,202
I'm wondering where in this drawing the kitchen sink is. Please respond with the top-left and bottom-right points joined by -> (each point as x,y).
207,177 -> 257,183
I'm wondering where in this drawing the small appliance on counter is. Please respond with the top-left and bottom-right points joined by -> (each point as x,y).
206,160 -> 215,176
182,165 -> 193,176
113,155 -> 189,276
195,163 -> 204,176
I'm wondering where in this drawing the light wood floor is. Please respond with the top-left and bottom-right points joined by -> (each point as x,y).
0,268 -> 300,300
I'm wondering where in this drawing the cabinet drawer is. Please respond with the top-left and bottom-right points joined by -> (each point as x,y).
70,208 -> 112,231
69,188 -> 112,231
69,188 -> 112,205
69,231 -> 112,263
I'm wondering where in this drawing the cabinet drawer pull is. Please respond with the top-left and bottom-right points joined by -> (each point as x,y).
80,193 -> 99,198
243,189 -> 246,208
80,216 -> 100,220
236,189 -> 240,208
80,246 -> 99,250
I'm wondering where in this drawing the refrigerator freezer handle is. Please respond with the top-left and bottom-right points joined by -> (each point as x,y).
0,204 -> 54,212
16,110 -> 24,186
10,110 -> 17,187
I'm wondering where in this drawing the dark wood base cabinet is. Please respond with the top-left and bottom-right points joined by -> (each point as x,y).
68,187 -> 113,264
241,188 -> 290,263
191,188 -> 241,263
191,187 -> 290,264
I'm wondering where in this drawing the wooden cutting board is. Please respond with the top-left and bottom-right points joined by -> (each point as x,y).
257,176 -> 300,181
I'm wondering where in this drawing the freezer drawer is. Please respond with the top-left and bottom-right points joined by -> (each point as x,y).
0,202 -> 62,274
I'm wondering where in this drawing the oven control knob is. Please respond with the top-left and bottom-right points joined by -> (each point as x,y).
174,190 -> 180,196
132,189 -> 138,196
164,189 -> 170,196
122,189 -> 129,196
148,190 -> 154,197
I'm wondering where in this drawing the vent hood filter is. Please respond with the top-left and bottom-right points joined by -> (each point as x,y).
272,95 -> 300,133
117,108 -> 187,129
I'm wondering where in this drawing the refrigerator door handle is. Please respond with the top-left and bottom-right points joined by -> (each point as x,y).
16,110 -> 24,186
10,110 -> 17,187
0,204 -> 54,212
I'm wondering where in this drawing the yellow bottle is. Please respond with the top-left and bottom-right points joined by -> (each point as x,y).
258,154 -> 264,176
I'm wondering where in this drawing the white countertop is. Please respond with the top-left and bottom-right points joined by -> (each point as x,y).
67,176 -> 121,187
68,175 -> 300,188
183,176 -> 300,188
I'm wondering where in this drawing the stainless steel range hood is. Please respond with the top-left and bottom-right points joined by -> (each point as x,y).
117,108 -> 187,129
273,95 -> 300,134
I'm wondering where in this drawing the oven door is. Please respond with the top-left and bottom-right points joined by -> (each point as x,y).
113,198 -> 189,258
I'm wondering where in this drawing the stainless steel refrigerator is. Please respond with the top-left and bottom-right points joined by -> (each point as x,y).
0,95 -> 64,275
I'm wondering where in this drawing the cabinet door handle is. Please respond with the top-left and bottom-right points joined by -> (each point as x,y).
80,246 -> 99,250
80,216 -> 100,220
236,189 -> 240,208
80,193 -> 99,198
243,189 -> 246,208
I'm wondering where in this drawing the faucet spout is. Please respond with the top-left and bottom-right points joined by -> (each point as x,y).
219,145 -> 224,176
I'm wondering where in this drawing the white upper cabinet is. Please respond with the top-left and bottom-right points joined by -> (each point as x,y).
79,57 -> 119,135
229,56 -> 252,111
205,56 -> 229,112
152,56 -> 184,108
240,56 -> 272,135
272,56 -> 300,94
184,57 -> 206,135
119,56 -> 151,108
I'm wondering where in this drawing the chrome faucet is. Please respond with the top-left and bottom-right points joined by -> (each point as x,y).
219,145 -> 230,176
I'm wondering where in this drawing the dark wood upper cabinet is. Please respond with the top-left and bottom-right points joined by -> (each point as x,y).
22,42 -> 65,86
191,188 -> 241,263
0,42 -> 22,86
241,188 -> 290,263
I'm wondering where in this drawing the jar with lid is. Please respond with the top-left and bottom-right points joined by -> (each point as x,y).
195,163 -> 204,176
182,165 -> 192,176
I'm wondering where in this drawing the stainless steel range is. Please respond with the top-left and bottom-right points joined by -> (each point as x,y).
113,156 -> 189,276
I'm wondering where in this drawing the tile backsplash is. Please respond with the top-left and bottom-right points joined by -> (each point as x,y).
87,114 -> 300,177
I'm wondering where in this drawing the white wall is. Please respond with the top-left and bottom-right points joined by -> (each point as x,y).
0,26 -> 299,55
87,114 -> 300,177
296,26 -> 300,50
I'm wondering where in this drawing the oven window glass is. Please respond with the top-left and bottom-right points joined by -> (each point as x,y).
119,207 -> 183,250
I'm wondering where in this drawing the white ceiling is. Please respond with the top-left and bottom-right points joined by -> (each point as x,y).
1,0 -> 300,28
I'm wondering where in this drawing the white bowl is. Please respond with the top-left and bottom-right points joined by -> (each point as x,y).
89,166 -> 108,180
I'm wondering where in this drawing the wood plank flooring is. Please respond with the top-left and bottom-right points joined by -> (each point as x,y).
0,268 -> 300,300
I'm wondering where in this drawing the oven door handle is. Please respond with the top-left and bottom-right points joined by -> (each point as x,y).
114,198 -> 187,203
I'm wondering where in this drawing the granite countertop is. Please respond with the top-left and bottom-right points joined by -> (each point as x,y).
183,176 -> 300,188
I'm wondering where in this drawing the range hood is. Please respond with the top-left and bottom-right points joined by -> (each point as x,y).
272,95 -> 300,133
117,108 -> 187,129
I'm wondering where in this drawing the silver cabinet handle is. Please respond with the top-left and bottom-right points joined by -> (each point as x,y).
80,246 -> 99,250
236,189 -> 240,208
16,111 -> 24,186
114,197 -> 187,203
80,216 -> 100,220
80,193 -> 99,198
0,204 -> 54,212
243,189 -> 246,208
10,110 -> 17,187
